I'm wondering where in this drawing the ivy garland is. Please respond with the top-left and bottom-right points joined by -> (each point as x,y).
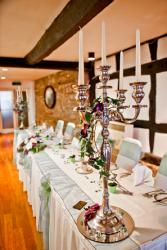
79,96 -> 119,177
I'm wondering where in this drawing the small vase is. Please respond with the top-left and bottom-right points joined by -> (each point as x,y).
108,183 -> 117,193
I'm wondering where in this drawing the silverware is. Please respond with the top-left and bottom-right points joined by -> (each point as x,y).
116,181 -> 133,196
119,172 -> 131,179
153,192 -> 167,203
153,196 -> 167,203
143,189 -> 164,198
109,173 -> 133,195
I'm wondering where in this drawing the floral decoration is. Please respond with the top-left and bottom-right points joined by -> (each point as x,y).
17,135 -> 46,155
14,99 -> 27,122
84,203 -> 100,225
79,97 -> 116,177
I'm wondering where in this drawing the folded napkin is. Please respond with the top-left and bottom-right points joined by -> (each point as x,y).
71,137 -> 80,149
25,141 -> 33,151
133,163 -> 154,187
49,126 -> 54,133
42,122 -> 47,129
25,137 -> 38,151
54,137 -> 63,145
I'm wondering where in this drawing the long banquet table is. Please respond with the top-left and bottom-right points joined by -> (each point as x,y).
15,130 -> 167,250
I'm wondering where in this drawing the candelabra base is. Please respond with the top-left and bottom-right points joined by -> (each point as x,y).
75,161 -> 93,174
77,206 -> 134,243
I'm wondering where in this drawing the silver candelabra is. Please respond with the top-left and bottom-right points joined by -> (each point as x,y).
75,65 -> 146,243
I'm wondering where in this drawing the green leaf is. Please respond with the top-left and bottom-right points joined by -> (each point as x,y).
32,147 -> 36,153
95,158 -> 105,167
99,170 -> 109,178
67,155 -> 76,163
93,163 -> 100,170
85,112 -> 92,122
111,98 -> 119,105
109,139 -> 114,145
81,151 -> 85,159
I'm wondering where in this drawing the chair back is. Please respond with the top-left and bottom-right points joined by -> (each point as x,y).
55,120 -> 64,136
64,122 -> 75,140
158,153 -> 167,177
155,153 -> 167,190
116,137 -> 142,171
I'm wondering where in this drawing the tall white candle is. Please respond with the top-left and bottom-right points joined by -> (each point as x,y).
16,89 -> 19,102
18,86 -> 23,101
78,29 -> 84,85
119,51 -> 124,89
101,22 -> 107,66
136,29 -> 141,81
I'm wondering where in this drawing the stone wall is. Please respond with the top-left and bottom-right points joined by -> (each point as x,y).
35,70 -> 79,128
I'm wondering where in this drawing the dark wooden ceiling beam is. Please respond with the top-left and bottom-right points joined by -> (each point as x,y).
25,0 -> 114,65
0,57 -> 90,70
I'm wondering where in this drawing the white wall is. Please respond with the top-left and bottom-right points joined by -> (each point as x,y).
156,72 -> 167,123
95,36 -> 167,156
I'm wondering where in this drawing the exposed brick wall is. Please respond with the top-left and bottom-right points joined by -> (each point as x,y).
35,70 -> 79,127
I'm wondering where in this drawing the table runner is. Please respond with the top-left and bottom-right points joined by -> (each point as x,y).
32,151 -> 139,250
14,131 -> 166,249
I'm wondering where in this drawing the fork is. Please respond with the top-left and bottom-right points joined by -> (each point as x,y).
143,189 -> 164,198
153,196 -> 167,203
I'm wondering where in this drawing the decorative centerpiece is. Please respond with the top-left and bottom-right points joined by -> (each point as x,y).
14,86 -> 27,129
75,24 -> 147,243
17,135 -> 46,155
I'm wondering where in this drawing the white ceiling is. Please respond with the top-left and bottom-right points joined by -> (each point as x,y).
47,0 -> 167,61
0,0 -> 69,57
0,67 -> 57,82
0,0 -> 167,81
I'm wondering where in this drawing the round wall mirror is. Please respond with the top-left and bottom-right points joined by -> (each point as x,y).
44,86 -> 56,109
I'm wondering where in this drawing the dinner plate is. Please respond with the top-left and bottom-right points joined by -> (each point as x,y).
154,192 -> 167,206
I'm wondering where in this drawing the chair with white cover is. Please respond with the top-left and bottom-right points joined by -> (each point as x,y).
155,153 -> 167,191
55,120 -> 64,137
63,122 -> 75,142
115,137 -> 142,171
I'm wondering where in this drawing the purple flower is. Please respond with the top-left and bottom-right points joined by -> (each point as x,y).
92,102 -> 103,113
84,203 -> 100,224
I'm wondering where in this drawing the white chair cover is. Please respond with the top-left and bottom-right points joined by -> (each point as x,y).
155,153 -> 167,191
116,137 -> 142,171
64,122 -> 75,141
55,120 -> 64,136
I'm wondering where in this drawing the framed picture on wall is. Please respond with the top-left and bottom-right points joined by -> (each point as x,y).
44,86 -> 56,109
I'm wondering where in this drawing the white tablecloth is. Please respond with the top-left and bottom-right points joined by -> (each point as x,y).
15,138 -> 167,250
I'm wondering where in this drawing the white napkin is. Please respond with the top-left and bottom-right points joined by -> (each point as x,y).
49,126 -> 54,133
25,141 -> 32,151
54,137 -> 63,145
71,137 -> 80,149
133,163 -> 154,187
24,137 -> 29,144
42,122 -> 47,129
29,137 -> 37,144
